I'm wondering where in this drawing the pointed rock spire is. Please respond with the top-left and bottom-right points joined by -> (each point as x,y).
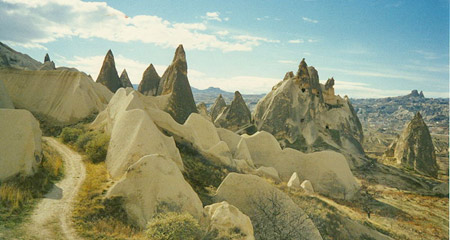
419,91 -> 425,98
383,111 -> 438,177
96,49 -> 122,93
138,64 -> 161,96
214,91 -> 252,132
296,58 -> 310,83
157,45 -> 197,123
325,77 -> 335,90
44,53 -> 50,62
210,94 -> 227,122
119,69 -> 133,88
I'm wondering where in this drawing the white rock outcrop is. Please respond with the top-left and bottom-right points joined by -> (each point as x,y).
287,172 -> 301,189
204,201 -> 255,240
0,109 -> 42,180
0,79 -> 14,109
215,173 -> 323,240
254,166 -> 281,182
301,180 -> 315,193
1,68 -> 112,124
106,154 -> 203,228
242,131 -> 359,199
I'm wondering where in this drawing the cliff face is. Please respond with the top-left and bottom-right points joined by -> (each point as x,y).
253,59 -> 364,167
214,91 -> 252,132
383,112 -> 438,177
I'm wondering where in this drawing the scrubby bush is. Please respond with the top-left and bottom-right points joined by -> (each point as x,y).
146,212 -> 203,240
85,133 -> 109,163
60,127 -> 83,144
75,131 -> 95,151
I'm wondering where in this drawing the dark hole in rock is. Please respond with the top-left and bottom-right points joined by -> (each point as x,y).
301,88 -> 306,93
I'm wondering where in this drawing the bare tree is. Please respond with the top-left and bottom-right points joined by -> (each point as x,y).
250,191 -> 309,240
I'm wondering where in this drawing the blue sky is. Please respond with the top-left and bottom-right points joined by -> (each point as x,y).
0,0 -> 448,98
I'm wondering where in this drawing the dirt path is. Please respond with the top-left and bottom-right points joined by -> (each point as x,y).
25,137 -> 86,240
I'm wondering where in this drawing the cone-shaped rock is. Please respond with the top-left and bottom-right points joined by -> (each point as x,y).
157,45 -> 197,123
214,91 -> 252,132
119,69 -> 133,88
138,64 -> 160,96
210,94 -> 227,122
96,50 -> 122,93
383,112 -> 438,177
44,53 -> 50,62
196,102 -> 209,119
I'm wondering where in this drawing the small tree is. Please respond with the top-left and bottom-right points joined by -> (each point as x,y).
251,191 -> 309,240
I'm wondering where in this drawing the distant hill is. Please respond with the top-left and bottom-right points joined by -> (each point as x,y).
351,90 -> 449,134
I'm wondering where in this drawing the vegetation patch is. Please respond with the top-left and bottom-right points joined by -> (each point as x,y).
0,141 -> 63,234
176,141 -> 234,206
36,112 -> 98,137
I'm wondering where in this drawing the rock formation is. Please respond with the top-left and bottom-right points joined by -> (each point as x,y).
106,154 -> 203,228
383,112 -> 438,177
301,180 -> 314,193
204,201 -> 255,240
119,69 -> 133,88
39,53 -> 56,70
156,45 -> 197,123
1,68 -> 112,124
0,42 -> 42,70
287,172 -> 301,189
96,50 -> 122,93
215,173 -> 323,240
137,64 -> 160,96
210,94 -> 227,122
196,102 -> 209,119
253,58 -> 364,167
0,79 -> 14,108
0,109 -> 42,180
242,131 -> 360,199
214,91 -> 252,132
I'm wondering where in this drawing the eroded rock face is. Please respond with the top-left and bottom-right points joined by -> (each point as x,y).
96,50 -> 122,93
0,109 -> 42,180
157,45 -> 197,123
215,173 -> 323,240
383,112 -> 438,177
197,102 -> 209,119
0,79 -> 14,109
39,53 -> 56,70
1,68 -> 112,124
214,91 -> 252,132
253,59 -> 364,167
204,201 -> 255,240
106,154 -> 203,228
210,94 -> 227,122
0,42 -> 42,70
119,69 -> 133,88
138,64 -> 160,96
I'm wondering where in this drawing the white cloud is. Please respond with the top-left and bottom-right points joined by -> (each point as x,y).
413,50 -> 442,60
321,67 -> 429,82
302,17 -> 318,23
288,39 -> 304,44
216,30 -> 230,36
0,0 -> 272,52
307,39 -> 319,43
202,12 -> 222,22
233,35 -> 280,44
278,60 -> 297,64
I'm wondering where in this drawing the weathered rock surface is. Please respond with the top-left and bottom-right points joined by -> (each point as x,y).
301,180 -> 314,193
96,50 -> 122,93
214,91 -> 252,132
242,131 -> 360,199
254,166 -> 281,182
204,201 -> 255,240
0,42 -> 42,70
157,45 -> 197,123
287,172 -> 301,189
119,69 -> 133,88
253,59 -> 364,167
106,154 -> 203,228
210,94 -> 227,122
197,102 -> 209,119
383,112 -> 438,177
137,64 -> 160,96
1,68 -> 112,124
0,79 -> 14,108
215,173 -> 323,240
0,109 -> 42,180
39,53 -> 55,70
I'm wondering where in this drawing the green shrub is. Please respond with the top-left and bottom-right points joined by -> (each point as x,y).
60,127 -> 83,144
146,212 -> 203,240
75,131 -> 95,151
85,133 -> 109,163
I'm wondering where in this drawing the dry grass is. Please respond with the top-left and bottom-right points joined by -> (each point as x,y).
72,160 -> 145,240
0,140 -> 63,234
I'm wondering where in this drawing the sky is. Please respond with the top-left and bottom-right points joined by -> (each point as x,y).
0,0 -> 448,98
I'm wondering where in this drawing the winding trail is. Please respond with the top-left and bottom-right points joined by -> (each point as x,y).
26,137 -> 86,240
